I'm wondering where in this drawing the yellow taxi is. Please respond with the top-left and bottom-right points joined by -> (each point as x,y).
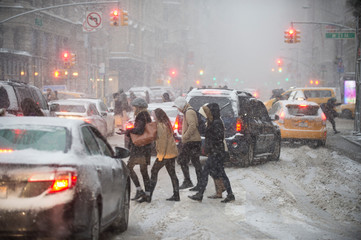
336,103 -> 355,119
268,100 -> 327,147
264,87 -> 339,111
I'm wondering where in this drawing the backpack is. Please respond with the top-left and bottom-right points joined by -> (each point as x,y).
187,108 -> 207,135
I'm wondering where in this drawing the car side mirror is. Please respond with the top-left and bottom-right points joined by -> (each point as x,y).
101,112 -> 107,117
114,147 -> 130,159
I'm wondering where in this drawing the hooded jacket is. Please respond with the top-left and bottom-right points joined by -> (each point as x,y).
201,103 -> 225,155
173,97 -> 201,143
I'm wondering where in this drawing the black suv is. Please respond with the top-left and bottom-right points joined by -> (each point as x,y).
0,80 -> 49,116
174,88 -> 281,167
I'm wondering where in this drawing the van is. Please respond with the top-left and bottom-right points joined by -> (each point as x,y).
264,87 -> 340,111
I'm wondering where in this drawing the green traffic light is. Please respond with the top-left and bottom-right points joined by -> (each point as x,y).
285,78 -> 289,82
277,81 -> 281,85
235,78 -> 239,82
213,77 -> 216,81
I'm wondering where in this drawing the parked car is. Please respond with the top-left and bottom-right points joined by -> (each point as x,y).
0,117 -> 131,239
69,98 -> 115,136
174,88 -> 281,167
49,99 -> 108,137
268,100 -> 327,147
0,80 -> 49,116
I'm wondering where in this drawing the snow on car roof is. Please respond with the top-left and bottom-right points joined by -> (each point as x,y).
0,116 -> 85,129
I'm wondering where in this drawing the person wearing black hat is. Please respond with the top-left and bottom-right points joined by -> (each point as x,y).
321,98 -> 341,134
125,98 -> 152,202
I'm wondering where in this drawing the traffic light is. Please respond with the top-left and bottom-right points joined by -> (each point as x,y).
70,53 -> 76,67
121,9 -> 128,26
169,68 -> 177,78
110,9 -> 119,26
196,80 -> 200,85
62,51 -> 70,68
294,30 -> 301,43
199,69 -> 204,76
284,28 -> 295,43
54,70 -> 60,78
277,58 -> 283,67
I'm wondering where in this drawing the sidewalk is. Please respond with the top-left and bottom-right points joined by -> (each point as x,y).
341,132 -> 361,148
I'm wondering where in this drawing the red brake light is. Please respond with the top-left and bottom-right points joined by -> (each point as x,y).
173,116 -> 179,130
299,104 -> 307,108
125,122 -> 134,130
236,118 -> 242,132
83,118 -> 91,124
29,171 -> 77,194
0,148 -> 14,153
321,112 -> 327,121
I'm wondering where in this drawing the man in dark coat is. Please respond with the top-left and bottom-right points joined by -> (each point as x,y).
188,103 -> 235,203
321,98 -> 341,134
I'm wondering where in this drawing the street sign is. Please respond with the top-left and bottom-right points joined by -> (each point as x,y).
325,32 -> 355,39
83,11 -> 102,32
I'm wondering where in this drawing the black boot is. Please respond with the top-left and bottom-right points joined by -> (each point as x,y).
221,193 -> 235,203
137,194 -> 151,203
188,192 -> 203,202
189,184 -> 201,191
166,192 -> 180,201
179,180 -> 193,190
131,189 -> 145,201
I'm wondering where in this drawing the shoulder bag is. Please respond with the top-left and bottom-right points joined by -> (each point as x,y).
130,122 -> 157,146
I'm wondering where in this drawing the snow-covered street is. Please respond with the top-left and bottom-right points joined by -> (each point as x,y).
105,134 -> 361,240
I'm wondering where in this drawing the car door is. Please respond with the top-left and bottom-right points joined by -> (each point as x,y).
81,126 -> 114,222
257,102 -> 276,153
88,103 -> 107,136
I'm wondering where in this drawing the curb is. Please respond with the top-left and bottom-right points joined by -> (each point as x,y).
341,135 -> 361,148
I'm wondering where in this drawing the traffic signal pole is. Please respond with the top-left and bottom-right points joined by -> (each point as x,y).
0,1 -> 120,24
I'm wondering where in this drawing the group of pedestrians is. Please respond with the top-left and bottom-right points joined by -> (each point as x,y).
124,95 -> 235,204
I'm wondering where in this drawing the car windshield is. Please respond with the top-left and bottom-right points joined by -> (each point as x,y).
0,125 -> 68,152
188,96 -> 234,118
287,105 -> 319,116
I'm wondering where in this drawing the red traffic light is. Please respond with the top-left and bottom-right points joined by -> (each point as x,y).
112,10 -> 118,16
169,69 -> 177,78
62,51 -> 69,61
277,58 -> 282,66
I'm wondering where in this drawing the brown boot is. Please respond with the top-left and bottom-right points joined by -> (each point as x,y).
208,178 -> 224,199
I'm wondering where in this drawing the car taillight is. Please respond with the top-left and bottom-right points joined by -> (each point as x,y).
236,118 -> 242,132
16,112 -> 24,117
321,112 -> 327,125
173,116 -> 179,131
83,118 -> 91,124
125,122 -> 134,129
279,111 -> 285,123
0,148 -> 14,153
299,104 -> 307,108
28,171 -> 77,194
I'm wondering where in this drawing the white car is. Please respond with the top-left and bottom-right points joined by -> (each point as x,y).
128,86 -> 154,102
49,99 -> 108,137
0,117 -> 130,239
149,86 -> 176,102
69,98 -> 115,136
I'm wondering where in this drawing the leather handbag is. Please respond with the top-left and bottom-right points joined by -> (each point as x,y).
130,122 -> 157,146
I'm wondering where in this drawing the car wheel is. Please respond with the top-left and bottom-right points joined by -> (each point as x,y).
342,109 -> 353,119
111,179 -> 130,233
243,142 -> 254,167
268,136 -> 281,161
88,201 -> 100,240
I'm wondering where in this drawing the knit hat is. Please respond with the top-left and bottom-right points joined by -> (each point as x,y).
131,97 -> 148,108
173,96 -> 187,110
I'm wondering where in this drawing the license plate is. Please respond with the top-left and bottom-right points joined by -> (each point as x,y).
0,186 -> 7,199
298,122 -> 308,127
